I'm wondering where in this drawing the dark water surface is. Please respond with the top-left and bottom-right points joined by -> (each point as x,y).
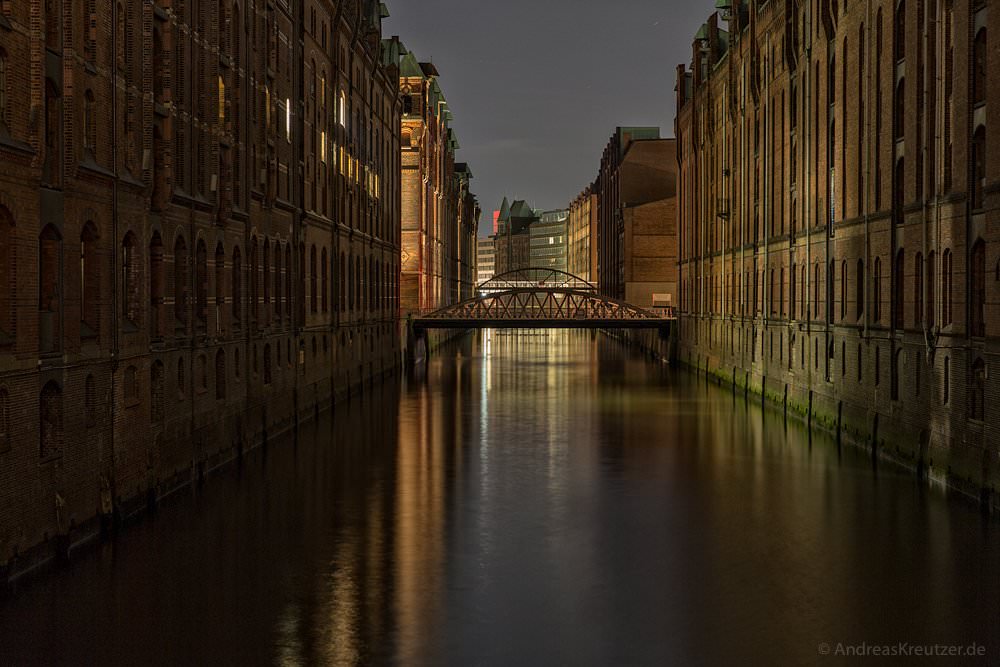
1,331 -> 998,665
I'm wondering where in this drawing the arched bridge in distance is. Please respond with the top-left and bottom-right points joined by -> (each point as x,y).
411,268 -> 675,334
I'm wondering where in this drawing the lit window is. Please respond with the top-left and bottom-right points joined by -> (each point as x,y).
218,76 -> 226,122
320,131 -> 327,162
265,86 -> 271,130
285,98 -> 291,142
549,237 -> 554,245
339,91 -> 346,126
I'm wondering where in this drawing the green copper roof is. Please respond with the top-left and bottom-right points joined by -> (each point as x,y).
399,50 -> 424,78
498,197 -> 510,222
379,2 -> 390,18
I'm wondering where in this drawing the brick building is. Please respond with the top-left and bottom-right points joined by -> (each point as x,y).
675,0 -> 1000,501
568,186 -> 598,284
494,198 -> 536,274
0,0 -> 402,576
595,128 -> 678,307
398,48 -> 479,315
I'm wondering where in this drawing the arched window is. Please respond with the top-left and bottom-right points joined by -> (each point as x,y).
894,0 -> 906,62
856,259 -> 865,320
43,78 -> 61,187
971,239 -> 986,337
195,239 -> 208,327
124,365 -> 137,401
218,76 -> 226,122
943,249 -> 953,327
927,251 -> 937,328
0,387 -> 10,449
46,0 -> 61,50
872,257 -> 882,323
800,265 -> 806,320
973,28 -> 987,105
274,243 -> 283,318
894,249 -> 905,329
894,80 -> 905,141
321,248 -> 328,313
80,222 -> 99,336
83,90 -> 97,157
262,239 -> 271,313
263,343 -> 272,385
232,246 -> 242,326
970,358 -> 986,421
39,224 -> 62,353
149,233 -> 164,337
177,357 -> 186,399
891,348 -> 901,400
355,256 -> 362,313
339,91 -> 346,126
196,354 -> 207,392
875,346 -> 881,386
309,245 -> 318,313
914,251 -> 924,326
0,48 -> 8,131
174,235 -> 189,327
151,360 -> 164,423
285,244 -> 292,319
249,237 -> 259,323
943,356 -> 950,404
39,381 -> 63,459
840,260 -> 847,321
153,27 -> 164,104
216,349 -> 226,400
340,252 -> 347,312
115,2 -> 126,72
298,243 -> 306,322
813,263 -> 820,319
121,232 -> 139,326
215,243 -> 225,326
972,126 -> 986,211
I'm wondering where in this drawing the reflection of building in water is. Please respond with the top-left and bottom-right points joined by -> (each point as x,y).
394,375 -> 453,661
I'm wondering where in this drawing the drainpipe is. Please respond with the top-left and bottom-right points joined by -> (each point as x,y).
921,0 -> 931,349
804,0 -> 813,370
109,0 -> 120,517
864,0 -> 873,340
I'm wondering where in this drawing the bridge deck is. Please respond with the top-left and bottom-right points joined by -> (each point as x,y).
412,318 -> 674,330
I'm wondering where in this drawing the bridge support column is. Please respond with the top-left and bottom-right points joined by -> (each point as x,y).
405,321 -> 428,370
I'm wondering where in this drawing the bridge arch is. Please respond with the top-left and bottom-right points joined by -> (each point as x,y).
478,268 -> 596,294
414,287 -> 673,331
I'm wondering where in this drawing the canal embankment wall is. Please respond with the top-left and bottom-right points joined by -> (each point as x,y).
607,322 -> 998,514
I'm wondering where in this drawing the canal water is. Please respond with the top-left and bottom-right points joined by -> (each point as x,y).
1,331 -> 998,665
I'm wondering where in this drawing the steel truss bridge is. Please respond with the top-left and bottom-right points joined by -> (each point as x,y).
412,269 -> 674,332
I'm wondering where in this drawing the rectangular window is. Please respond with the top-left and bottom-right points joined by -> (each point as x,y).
285,98 -> 292,143
320,131 -> 327,162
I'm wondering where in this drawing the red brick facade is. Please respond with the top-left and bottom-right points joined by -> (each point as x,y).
595,129 -> 679,307
398,52 -> 479,315
0,0 -> 402,576
676,0 -> 1000,502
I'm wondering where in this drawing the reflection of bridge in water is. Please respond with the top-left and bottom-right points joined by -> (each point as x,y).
412,269 -> 675,333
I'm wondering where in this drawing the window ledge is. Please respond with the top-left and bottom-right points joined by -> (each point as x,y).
0,132 -> 36,157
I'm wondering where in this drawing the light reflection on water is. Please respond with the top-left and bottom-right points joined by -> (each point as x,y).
0,330 -> 998,665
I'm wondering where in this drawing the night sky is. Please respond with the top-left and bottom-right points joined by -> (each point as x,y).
384,0 -> 708,237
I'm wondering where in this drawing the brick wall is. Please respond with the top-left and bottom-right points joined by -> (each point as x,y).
0,0 -> 405,576
675,0 -> 1000,503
